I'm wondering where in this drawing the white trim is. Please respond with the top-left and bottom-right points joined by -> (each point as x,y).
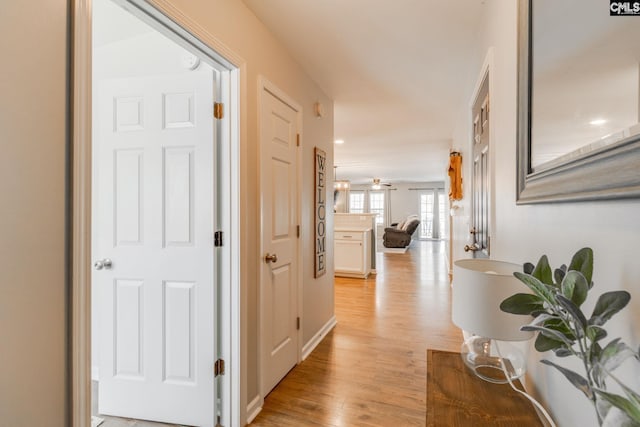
468,48 -> 496,245
259,76 -> 303,113
71,1 -> 93,426
301,316 -> 337,361
72,1 -> 243,426
136,0 -> 243,68
257,75 -> 304,401
295,103 -> 304,367
469,48 -> 494,108
245,395 -> 262,425
228,66 -> 245,427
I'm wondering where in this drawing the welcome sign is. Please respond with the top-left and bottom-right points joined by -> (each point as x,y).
314,147 -> 327,278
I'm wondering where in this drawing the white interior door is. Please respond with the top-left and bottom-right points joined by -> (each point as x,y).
94,69 -> 217,426
260,85 -> 300,397
471,74 -> 490,258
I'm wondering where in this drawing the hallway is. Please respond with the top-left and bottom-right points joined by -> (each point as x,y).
251,240 -> 462,426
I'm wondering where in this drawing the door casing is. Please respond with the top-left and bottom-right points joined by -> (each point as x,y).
71,0 -> 243,425
467,48 -> 495,260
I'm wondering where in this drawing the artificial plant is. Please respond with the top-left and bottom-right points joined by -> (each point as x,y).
500,248 -> 640,426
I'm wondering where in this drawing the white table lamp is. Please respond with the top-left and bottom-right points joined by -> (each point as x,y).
452,259 -> 534,384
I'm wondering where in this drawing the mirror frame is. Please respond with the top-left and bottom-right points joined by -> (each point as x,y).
516,0 -> 640,204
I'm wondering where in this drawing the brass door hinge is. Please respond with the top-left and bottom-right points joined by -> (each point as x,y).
296,133 -> 300,147
214,102 -> 224,119
296,317 -> 300,330
296,225 -> 300,238
214,359 -> 225,377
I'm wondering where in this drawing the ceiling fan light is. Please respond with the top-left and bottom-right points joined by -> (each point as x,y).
334,180 -> 350,190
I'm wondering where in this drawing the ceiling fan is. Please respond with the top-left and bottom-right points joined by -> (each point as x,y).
371,178 -> 392,190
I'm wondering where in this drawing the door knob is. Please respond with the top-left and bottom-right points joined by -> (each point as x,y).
264,253 -> 278,264
94,258 -> 113,270
464,243 -> 480,252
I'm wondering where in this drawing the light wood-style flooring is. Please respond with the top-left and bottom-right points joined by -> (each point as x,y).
250,240 -> 462,426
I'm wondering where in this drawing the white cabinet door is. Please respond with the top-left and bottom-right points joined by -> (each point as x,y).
335,239 -> 364,273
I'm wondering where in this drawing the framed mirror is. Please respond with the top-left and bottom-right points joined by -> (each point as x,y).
517,0 -> 640,203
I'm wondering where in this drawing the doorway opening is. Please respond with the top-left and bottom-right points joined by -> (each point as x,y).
73,0 -> 241,426
418,190 -> 446,240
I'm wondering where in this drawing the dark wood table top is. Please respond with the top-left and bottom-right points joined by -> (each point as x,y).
426,349 -> 542,426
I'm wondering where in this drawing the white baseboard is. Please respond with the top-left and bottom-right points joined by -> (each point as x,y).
246,395 -> 262,424
301,316 -> 337,361
92,366 -> 99,382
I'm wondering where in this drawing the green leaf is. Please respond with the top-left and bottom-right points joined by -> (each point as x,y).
586,325 -> 607,342
591,342 -> 605,387
500,293 -> 543,315
554,265 -> 567,287
568,247 -> 594,285
534,334 -> 565,352
522,324 -> 575,348
594,390 -> 640,424
590,291 -> 631,326
553,347 -> 573,357
541,359 -> 593,399
532,255 -> 554,286
542,316 -> 577,341
600,339 -> 635,375
561,271 -> 589,307
523,262 -> 535,275
514,272 -> 556,306
557,295 -> 588,332
618,379 -> 640,411
531,313 -> 557,325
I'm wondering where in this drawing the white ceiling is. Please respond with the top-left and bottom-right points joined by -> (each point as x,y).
243,0 -> 485,184
93,0 -> 153,47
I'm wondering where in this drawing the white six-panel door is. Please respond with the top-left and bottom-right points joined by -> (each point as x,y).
260,85 -> 300,397
94,69 -> 216,426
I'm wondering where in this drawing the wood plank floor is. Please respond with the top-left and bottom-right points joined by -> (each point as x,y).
250,240 -> 462,426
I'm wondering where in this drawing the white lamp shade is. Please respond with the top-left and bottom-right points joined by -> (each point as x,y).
452,259 -> 534,341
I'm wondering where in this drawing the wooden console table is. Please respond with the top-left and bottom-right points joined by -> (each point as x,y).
426,349 -> 542,426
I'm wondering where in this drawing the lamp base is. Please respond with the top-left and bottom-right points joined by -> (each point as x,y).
460,336 -> 525,384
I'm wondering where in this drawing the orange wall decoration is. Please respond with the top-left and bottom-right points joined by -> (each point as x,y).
448,152 -> 462,200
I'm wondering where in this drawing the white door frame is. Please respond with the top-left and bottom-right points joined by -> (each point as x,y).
467,47 -> 495,258
71,0 -> 244,425
257,76 -> 303,404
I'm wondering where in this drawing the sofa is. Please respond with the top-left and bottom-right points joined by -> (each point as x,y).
383,215 -> 420,248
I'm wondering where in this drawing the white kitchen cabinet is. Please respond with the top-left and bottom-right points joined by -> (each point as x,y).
334,228 -> 371,278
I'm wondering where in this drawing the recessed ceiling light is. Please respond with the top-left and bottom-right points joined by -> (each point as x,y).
334,139 -> 344,144
589,119 -> 607,126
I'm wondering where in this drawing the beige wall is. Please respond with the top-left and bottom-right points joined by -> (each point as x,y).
0,0 -> 335,425
452,2 -> 640,426
0,2 -> 68,426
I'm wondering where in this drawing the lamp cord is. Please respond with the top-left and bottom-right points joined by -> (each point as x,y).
494,341 -> 557,427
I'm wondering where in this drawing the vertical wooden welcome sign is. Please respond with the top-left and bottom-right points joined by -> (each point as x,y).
314,147 -> 327,278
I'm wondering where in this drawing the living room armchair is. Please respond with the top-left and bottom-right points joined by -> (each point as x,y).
383,216 -> 421,248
